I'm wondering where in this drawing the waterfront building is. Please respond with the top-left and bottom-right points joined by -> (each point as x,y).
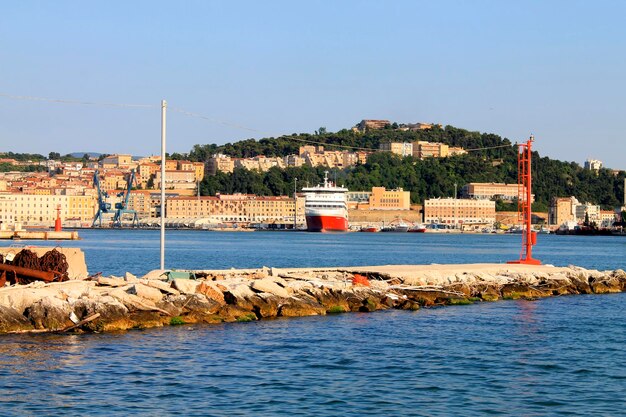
346,191 -> 372,210
368,187 -> 411,210
165,194 -> 305,226
600,210 -> 618,228
462,182 -> 533,203
549,197 -> 579,226
423,198 -> 496,227
127,191 -> 155,218
0,193 -> 95,226
575,202 -> 601,224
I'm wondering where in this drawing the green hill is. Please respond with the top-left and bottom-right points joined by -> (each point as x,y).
186,125 -> 624,211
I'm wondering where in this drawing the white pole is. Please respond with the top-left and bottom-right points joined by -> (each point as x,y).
160,99 -> 167,270
293,177 -> 298,230
454,182 -> 457,229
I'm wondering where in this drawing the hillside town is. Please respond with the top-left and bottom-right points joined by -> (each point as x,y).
0,120 -> 625,233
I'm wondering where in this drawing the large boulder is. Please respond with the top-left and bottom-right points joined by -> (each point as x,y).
0,285 -> 64,314
171,279 -> 200,295
108,288 -> 159,312
72,295 -> 130,332
124,272 -> 138,283
590,277 -> 623,294
278,298 -> 326,317
501,283 -> 550,299
251,279 -> 290,298
247,294 -> 280,318
141,269 -> 168,281
224,284 -> 256,304
25,296 -> 72,330
97,277 -> 127,287
142,279 -> 181,296
196,281 -> 226,304
168,294 -> 222,315
0,305 -> 33,333
128,284 -> 164,303
217,304 -> 257,322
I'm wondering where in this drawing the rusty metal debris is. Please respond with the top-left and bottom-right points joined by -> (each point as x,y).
0,248 -> 70,286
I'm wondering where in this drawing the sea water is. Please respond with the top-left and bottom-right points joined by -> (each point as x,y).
0,231 -> 625,416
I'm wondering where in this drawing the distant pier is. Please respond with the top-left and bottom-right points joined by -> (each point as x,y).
0,230 -> 80,240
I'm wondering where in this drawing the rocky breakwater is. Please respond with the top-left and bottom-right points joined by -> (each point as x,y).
1,263 -> 625,334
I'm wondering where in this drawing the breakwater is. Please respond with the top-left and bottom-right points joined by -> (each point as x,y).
1,263 -> 624,334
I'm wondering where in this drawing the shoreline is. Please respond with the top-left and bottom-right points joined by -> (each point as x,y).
1,263 -> 624,335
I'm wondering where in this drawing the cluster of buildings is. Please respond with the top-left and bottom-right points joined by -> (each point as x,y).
380,141 -> 467,159
352,119 -> 439,132
203,120 -> 467,176
549,196 -> 623,229
0,154 -> 205,228
0,135 -> 622,230
206,145 -> 369,175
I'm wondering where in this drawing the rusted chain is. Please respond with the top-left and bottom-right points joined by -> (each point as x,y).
39,249 -> 69,281
12,249 -> 40,270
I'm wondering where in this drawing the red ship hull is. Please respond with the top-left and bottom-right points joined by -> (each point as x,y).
306,215 -> 349,232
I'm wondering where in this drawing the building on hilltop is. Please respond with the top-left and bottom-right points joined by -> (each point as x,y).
584,159 -> 602,171
379,142 -> 413,157
413,141 -> 449,159
398,123 -> 436,131
354,119 -> 391,132
206,154 -> 235,175
101,154 -> 132,169
234,156 -> 286,172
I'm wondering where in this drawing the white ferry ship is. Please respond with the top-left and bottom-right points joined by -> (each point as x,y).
302,172 -> 348,232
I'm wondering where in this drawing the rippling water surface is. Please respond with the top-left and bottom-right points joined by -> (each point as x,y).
1,231 -> 625,416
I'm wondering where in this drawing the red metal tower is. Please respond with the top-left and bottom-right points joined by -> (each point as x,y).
54,204 -> 62,232
508,135 -> 541,265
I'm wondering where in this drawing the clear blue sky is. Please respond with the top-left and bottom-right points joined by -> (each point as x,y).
1,1 -> 625,169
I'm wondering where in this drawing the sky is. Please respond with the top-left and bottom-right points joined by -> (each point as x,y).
1,1 -> 625,169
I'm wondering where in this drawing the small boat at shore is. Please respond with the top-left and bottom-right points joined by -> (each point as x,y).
359,226 -> 380,232
381,224 -> 409,233
408,224 -> 426,233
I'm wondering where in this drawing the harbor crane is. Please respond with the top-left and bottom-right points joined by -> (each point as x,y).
91,170 -> 111,227
112,169 -> 139,227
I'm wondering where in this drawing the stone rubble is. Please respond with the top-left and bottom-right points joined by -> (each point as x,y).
0,264 -> 624,334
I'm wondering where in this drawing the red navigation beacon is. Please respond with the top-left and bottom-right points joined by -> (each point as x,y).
508,135 -> 541,265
